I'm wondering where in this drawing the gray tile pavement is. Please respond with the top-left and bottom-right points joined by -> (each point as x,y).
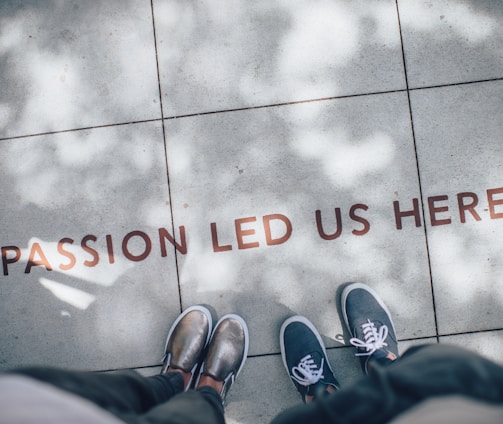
0,122 -> 181,370
0,0 -> 160,139
155,0 -> 406,116
0,1 -> 502,422
168,93 -> 435,357
411,80 -> 503,336
399,0 -> 503,88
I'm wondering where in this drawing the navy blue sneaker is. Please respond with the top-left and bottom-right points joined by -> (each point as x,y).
280,316 -> 339,403
341,283 -> 399,374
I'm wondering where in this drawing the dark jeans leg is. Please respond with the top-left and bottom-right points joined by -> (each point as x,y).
10,367 -> 184,418
142,386 -> 225,424
271,344 -> 503,424
10,367 -> 225,424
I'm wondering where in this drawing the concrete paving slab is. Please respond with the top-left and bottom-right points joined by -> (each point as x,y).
410,81 -> 503,335
0,0 -> 160,139
440,330 -> 503,365
166,92 -> 435,357
0,121 -> 180,371
399,0 -> 503,88
154,0 -> 406,117
0,1 -> 501,422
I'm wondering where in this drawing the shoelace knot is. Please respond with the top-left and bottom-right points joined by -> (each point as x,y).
291,354 -> 325,386
350,319 -> 389,356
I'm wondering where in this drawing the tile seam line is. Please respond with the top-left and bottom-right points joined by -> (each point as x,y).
150,0 -> 183,314
248,334 -> 451,360
395,0 -> 439,343
437,328 -> 503,338
160,88 -> 408,120
155,77 -> 503,121
1,91 -> 400,141
0,118 -> 164,142
2,78 -> 502,141
217,326 -> 503,360
408,77 -> 503,92
0,91 -> 408,141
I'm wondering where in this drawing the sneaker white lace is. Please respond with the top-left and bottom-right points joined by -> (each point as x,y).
291,354 -> 325,386
350,319 -> 389,356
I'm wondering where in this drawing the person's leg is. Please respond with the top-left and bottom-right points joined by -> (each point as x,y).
271,343 -> 503,424
9,305 -> 213,420
277,283 -> 398,407
270,399 -> 328,424
140,387 -> 225,424
273,282 -> 398,423
141,314 -> 249,424
378,343 -> 503,405
10,367 -> 184,415
273,283 -> 503,424
325,343 -> 503,424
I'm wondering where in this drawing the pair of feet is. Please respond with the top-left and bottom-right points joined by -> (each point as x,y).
280,283 -> 399,403
161,307 -> 249,403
